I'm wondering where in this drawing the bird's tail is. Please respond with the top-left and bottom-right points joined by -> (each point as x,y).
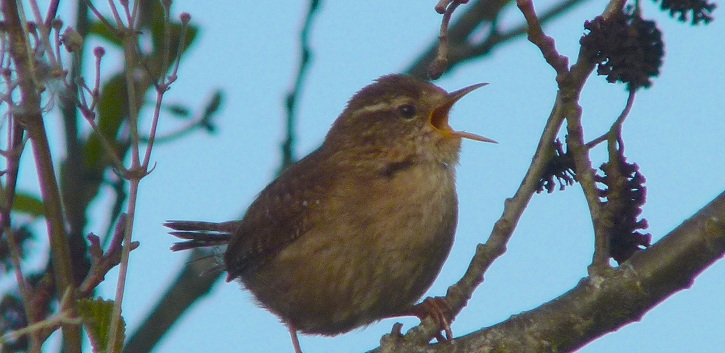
165,220 -> 239,251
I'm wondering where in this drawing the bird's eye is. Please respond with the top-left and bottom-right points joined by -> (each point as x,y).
397,104 -> 416,119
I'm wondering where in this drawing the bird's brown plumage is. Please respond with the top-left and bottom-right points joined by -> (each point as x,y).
167,74 -> 494,349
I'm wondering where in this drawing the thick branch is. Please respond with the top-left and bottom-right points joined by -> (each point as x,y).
371,191 -> 725,352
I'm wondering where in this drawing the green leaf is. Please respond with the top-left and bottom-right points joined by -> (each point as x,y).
203,90 -> 223,117
88,21 -> 123,48
77,298 -> 125,353
167,103 -> 191,118
200,90 -> 224,133
12,193 -> 44,218
85,74 -> 126,171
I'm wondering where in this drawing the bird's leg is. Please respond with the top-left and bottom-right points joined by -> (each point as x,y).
288,325 -> 303,353
403,296 -> 454,342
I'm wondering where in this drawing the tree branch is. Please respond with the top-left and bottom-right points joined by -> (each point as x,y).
281,0 -> 321,171
371,191 -> 725,352
405,0 -> 591,78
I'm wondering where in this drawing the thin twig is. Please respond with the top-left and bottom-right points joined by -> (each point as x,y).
590,90 -> 636,268
43,0 -> 60,28
142,12 -> 191,170
105,1 -> 142,349
79,215 -> 140,297
585,91 -> 636,149
84,0 -> 117,34
516,0 -> 569,77
77,104 -> 127,172
428,0 -> 463,79
281,0 -> 321,172
106,0 -> 124,27
90,47 -> 104,111
169,13 -> 191,83
28,0 -> 59,69
406,0 -> 591,78
613,90 -> 636,129
395,0 -> 629,344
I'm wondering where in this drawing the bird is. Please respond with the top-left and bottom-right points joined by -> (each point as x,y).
166,74 -> 495,353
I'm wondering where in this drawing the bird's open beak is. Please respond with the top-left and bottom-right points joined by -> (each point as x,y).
429,83 -> 497,143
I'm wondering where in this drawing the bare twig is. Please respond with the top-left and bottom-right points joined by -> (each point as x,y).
79,215 -> 140,297
43,0 -> 60,28
84,0 -> 117,34
428,0 -> 464,79
375,191 -> 725,352
281,0 -> 321,171
106,0 -> 143,350
516,0 -> 569,77
407,0 -> 591,78
106,0 -> 125,27
389,0 -> 632,345
142,11 -> 192,170
590,90 -> 637,267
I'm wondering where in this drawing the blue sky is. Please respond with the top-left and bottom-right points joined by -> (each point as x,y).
18,0 -> 725,352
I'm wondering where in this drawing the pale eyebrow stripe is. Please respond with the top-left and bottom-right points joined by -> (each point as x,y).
352,97 -> 411,117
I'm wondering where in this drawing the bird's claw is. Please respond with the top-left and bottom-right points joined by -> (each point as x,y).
412,296 -> 454,342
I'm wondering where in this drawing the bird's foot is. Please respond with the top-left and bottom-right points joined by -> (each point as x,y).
410,296 -> 454,342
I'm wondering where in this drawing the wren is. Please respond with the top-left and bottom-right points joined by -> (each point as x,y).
166,74 -> 495,353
